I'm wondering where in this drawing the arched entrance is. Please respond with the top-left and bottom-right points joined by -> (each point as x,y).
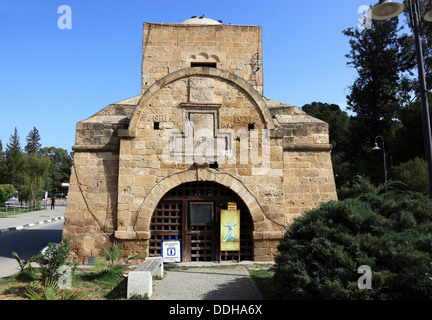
149,181 -> 254,262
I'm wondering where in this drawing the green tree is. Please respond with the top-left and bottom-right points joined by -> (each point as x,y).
0,128 -> 23,187
40,147 -> 72,194
0,147 -> 24,189
25,126 -> 42,154
392,157 -> 430,195
5,127 -> 21,155
342,14 -> 417,184
0,184 -> 16,203
21,153 -> 51,204
343,17 -> 414,135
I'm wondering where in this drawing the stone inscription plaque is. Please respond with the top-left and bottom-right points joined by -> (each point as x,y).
189,113 -> 215,136
189,77 -> 214,103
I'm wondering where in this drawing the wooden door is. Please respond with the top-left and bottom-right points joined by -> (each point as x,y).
187,202 -> 215,262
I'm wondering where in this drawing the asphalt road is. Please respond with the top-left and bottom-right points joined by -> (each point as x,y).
0,219 -> 64,278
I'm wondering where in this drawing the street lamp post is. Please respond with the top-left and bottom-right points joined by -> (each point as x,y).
372,136 -> 388,192
371,0 -> 432,197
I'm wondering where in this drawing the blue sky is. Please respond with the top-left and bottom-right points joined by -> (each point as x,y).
0,0 -> 376,153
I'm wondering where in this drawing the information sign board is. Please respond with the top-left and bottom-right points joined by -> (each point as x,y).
161,239 -> 182,263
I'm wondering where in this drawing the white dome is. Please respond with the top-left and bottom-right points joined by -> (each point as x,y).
181,17 -> 221,25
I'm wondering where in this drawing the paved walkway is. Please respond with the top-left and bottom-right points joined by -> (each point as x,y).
0,206 -> 65,233
152,263 -> 265,300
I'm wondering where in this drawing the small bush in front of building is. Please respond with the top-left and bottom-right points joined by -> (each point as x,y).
93,242 -> 124,276
93,242 -> 141,277
37,237 -> 72,284
273,188 -> 432,300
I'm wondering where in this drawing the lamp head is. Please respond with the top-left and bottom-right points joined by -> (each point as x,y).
372,143 -> 381,151
424,9 -> 432,22
371,0 -> 405,20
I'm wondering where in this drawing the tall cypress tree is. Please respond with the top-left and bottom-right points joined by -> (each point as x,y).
343,17 -> 414,136
6,127 -> 21,155
25,126 -> 42,154
2,127 -> 24,188
342,15 -> 416,182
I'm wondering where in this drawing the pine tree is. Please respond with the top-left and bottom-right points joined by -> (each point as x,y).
25,127 -> 42,154
6,127 -> 21,155
343,17 -> 415,136
342,15 -> 417,184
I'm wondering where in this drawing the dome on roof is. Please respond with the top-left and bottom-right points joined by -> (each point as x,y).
181,16 -> 221,25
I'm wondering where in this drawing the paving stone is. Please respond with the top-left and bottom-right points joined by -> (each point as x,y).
151,266 -> 262,300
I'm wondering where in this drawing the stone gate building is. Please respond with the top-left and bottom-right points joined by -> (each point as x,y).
63,17 -> 337,263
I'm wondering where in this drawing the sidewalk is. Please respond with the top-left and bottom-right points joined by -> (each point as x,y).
0,206 -> 65,233
152,265 -> 264,300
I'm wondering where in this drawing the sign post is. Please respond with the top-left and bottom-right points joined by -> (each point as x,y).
161,239 -> 182,263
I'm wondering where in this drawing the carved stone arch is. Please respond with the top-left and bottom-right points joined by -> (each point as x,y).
127,67 -> 274,137
133,168 -> 266,233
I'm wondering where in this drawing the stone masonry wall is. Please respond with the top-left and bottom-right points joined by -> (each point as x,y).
141,23 -> 264,95
63,151 -> 119,263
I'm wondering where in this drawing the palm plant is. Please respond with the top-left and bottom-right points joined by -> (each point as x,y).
26,279 -> 83,300
93,242 -> 123,275
12,252 -> 35,272
93,242 -> 142,275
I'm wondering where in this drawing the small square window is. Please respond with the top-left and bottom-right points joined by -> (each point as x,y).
190,202 -> 213,226
248,123 -> 255,130
154,122 -> 160,130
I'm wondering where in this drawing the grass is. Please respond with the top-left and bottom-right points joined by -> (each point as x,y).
0,263 -> 276,300
73,271 -> 128,300
246,264 -> 277,300
0,268 -> 128,300
0,206 -> 40,218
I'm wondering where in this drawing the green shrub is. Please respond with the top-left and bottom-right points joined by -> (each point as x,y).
337,175 -> 380,200
392,157 -> 430,195
93,242 -> 142,276
37,237 -> 71,283
0,184 -> 15,203
94,242 -> 124,276
273,189 -> 432,299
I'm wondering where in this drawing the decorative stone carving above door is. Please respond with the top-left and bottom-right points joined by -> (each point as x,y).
189,77 -> 214,103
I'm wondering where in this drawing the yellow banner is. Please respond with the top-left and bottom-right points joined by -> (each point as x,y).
220,209 -> 240,251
